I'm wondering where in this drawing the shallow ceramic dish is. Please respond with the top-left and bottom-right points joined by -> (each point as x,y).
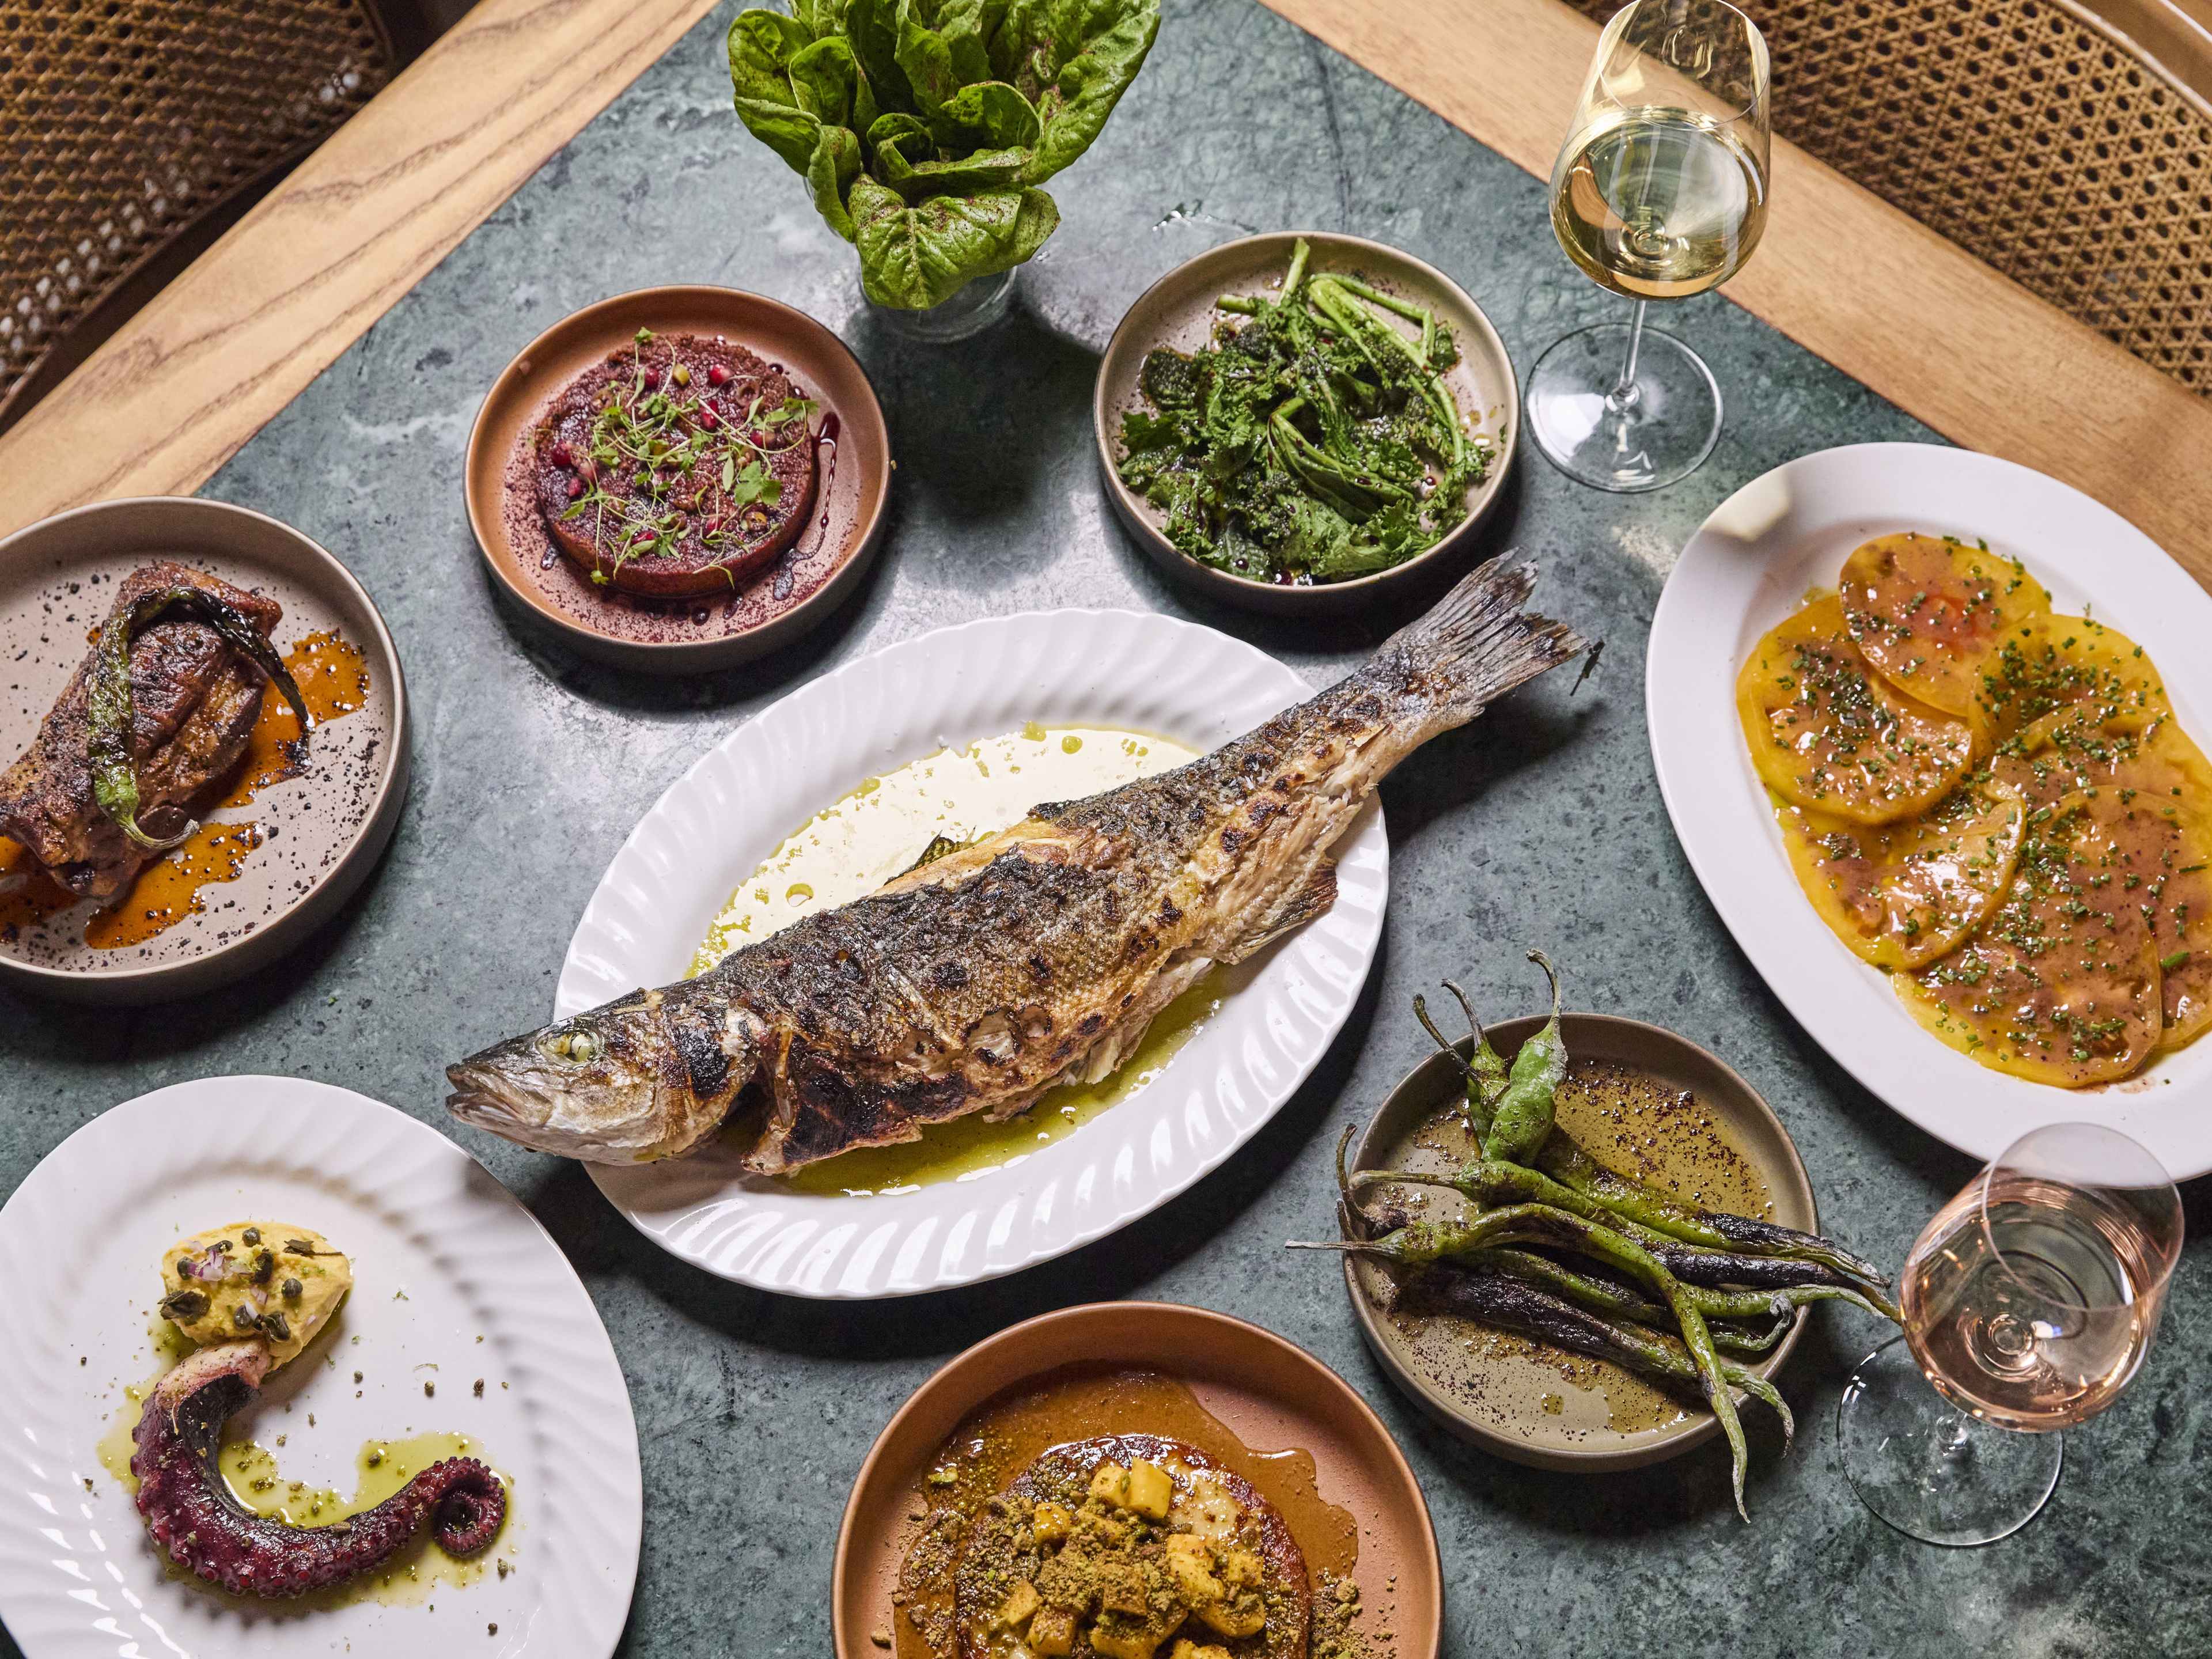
0,497 -> 407,1003
464,285 -> 891,674
1344,1013 -> 1816,1473
831,1301 -> 1441,1659
551,609 -> 1387,1297
1094,230 -> 1518,615
1647,442 -> 2212,1178
0,1075 -> 641,1658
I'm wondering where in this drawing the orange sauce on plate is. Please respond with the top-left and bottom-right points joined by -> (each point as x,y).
79,628 -> 369,950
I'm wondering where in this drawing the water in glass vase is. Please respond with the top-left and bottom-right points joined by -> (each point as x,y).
1900,1175 -> 2165,1433
1550,107 -> 1767,300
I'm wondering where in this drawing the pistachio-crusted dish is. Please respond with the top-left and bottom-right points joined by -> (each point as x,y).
533,327 -> 820,596
951,1434 -> 1309,1659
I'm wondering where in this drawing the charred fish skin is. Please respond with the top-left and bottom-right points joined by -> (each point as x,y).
445,557 -> 1586,1172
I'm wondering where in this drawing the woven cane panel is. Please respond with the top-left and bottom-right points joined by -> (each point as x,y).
0,0 -> 396,412
1570,0 -> 2212,393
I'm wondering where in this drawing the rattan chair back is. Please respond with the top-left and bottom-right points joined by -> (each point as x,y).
0,0 -> 399,427
1570,0 -> 2212,394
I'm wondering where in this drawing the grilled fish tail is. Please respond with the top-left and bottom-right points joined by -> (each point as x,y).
1380,556 -> 1590,732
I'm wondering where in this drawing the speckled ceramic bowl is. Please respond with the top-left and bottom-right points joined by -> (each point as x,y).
0,497 -> 407,1004
1344,1013 -> 1817,1473
1094,231 -> 1518,616
832,1301 -> 1442,1658
465,285 -> 891,674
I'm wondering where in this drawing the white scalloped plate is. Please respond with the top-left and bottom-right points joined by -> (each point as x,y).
1649,443 -> 2212,1179
0,1078 -> 641,1658
563,610 -> 1389,1298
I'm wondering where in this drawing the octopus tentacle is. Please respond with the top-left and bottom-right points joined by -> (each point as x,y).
131,1341 -> 506,1597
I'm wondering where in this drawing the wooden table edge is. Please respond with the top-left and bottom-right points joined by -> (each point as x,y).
0,0 -> 2204,593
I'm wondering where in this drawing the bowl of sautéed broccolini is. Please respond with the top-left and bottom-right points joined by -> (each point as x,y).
1096,232 -> 1517,614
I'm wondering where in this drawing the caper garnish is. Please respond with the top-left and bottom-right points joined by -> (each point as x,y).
241,1227 -> 261,1245
281,1277 -> 303,1300
261,1311 -> 291,1343
158,1289 -> 209,1322
232,1305 -> 260,1331
283,1238 -> 324,1257
252,1250 -> 276,1285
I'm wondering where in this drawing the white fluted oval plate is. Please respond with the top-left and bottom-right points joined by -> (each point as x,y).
563,609 -> 1388,1298
1649,442 -> 2212,1178
0,1077 -> 641,1658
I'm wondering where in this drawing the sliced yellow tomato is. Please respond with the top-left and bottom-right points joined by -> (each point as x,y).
1899,792 -> 2162,1086
1972,613 -> 2170,742
1839,532 -> 2051,722
1776,779 -> 2025,970
1737,596 -> 1977,824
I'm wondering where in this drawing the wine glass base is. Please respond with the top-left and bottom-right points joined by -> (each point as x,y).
1838,1337 -> 2063,1547
1524,321 -> 1721,493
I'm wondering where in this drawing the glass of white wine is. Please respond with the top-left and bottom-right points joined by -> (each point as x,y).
1839,1123 -> 2183,1547
1525,0 -> 1770,492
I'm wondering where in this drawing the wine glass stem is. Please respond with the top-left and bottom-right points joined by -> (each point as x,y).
1607,300 -> 1649,414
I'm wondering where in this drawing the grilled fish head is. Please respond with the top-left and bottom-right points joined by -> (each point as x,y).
444,986 -> 758,1163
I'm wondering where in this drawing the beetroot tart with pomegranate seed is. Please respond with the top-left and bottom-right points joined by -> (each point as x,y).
532,328 -> 820,597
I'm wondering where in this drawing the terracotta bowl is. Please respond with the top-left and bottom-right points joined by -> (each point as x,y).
465,286 -> 891,673
0,497 -> 407,1003
1344,1013 -> 1819,1472
832,1301 -> 1442,1658
1094,230 -> 1519,616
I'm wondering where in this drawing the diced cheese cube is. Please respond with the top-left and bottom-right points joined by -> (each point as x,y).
997,1579 -> 1040,1630
1221,1547 -> 1262,1589
1162,1534 -> 1224,1607
1089,1622 -> 1166,1659
1031,1500 -> 1074,1544
1029,1605 -> 1077,1656
1196,1592 -> 1266,1639
1088,1462 -> 1133,1508
1123,1460 -> 1174,1521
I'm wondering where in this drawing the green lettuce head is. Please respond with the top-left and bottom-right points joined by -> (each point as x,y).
730,0 -> 1162,309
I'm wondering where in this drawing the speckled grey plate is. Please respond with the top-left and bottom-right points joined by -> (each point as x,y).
0,498 -> 406,1003
1343,1013 -> 1816,1472
1094,231 -> 1518,615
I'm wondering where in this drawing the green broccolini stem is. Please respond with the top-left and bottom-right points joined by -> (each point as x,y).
1215,294 -> 1262,316
1283,236 -> 1312,299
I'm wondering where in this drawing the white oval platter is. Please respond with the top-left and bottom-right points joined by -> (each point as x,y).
1648,442 -> 2212,1179
0,1077 -> 641,1658
561,609 -> 1389,1298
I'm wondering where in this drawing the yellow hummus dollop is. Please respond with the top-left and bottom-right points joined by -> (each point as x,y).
158,1222 -> 352,1366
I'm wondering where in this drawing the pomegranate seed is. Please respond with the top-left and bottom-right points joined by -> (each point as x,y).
642,368 -> 660,389
698,406 -> 719,431
566,477 -> 585,499
707,363 -> 730,387
550,442 -> 573,467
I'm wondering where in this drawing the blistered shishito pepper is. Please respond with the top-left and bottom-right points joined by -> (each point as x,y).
89,586 -> 309,850
1480,949 -> 1565,1166
1294,1199 -> 1758,1518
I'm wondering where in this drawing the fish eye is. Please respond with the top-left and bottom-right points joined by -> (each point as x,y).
540,1029 -> 601,1065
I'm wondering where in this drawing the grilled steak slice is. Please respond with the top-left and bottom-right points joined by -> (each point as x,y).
0,562 -> 282,899
533,331 -> 819,597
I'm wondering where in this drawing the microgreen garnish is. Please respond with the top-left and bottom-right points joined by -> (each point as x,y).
553,334 -> 813,586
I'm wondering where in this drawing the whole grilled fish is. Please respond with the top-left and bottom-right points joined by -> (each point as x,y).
446,559 -> 1586,1172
